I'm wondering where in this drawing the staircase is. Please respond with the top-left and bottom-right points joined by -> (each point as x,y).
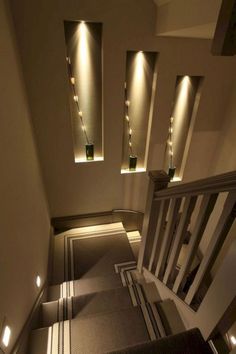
27,222 -> 212,353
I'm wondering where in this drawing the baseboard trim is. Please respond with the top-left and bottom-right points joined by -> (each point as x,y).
11,285 -> 47,354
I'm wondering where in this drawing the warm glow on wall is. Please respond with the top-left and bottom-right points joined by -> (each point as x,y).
78,22 -> 89,67
64,21 -> 103,162
129,52 -> 149,132
122,50 -> 157,172
165,75 -> 202,180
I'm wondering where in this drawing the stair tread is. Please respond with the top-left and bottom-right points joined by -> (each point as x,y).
41,287 -> 134,327
156,299 -> 185,335
53,222 -> 134,284
32,307 -> 150,354
48,273 -> 123,301
70,307 -> 150,353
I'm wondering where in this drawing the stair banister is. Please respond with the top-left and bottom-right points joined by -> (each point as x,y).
138,170 -> 236,311
137,170 -> 170,272
154,170 -> 236,199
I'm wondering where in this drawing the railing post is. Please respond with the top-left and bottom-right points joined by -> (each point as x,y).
137,170 -> 170,272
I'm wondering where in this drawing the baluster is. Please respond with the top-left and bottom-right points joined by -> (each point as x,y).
163,195 -> 197,285
185,191 -> 236,305
137,171 -> 170,272
173,193 -> 218,294
155,197 -> 181,278
148,199 -> 170,272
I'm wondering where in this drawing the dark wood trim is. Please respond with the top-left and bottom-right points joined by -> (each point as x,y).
211,0 -> 236,56
52,209 -> 144,233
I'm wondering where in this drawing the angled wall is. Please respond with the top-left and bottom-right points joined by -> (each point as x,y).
0,1 -> 50,352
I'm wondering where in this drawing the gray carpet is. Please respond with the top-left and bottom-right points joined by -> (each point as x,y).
71,233 -> 135,279
70,307 -> 150,354
106,328 -> 212,354
73,273 -> 123,296
72,287 -> 133,318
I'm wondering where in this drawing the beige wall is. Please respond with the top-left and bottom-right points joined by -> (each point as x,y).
155,0 -> 221,38
9,0 -> 236,217
0,1 -> 50,352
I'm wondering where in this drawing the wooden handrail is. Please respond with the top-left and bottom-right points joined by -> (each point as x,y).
155,171 -> 236,200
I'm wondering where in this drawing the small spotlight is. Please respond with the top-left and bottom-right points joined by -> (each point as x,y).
2,326 -> 11,347
81,21 -> 85,24
36,275 -> 41,288
230,335 -> 236,346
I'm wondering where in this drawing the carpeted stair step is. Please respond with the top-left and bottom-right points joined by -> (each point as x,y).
106,328 -> 213,354
42,282 -> 163,328
52,222 -> 135,284
69,307 -> 150,354
28,327 -> 50,354
30,305 -> 165,354
156,299 -> 185,335
114,262 -> 162,304
48,273 -> 123,301
41,286 -> 134,327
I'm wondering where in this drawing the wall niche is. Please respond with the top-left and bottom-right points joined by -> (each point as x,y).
165,75 -> 203,181
121,51 -> 158,174
64,21 -> 103,163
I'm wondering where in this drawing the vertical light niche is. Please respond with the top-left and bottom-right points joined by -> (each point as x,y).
121,51 -> 158,174
165,75 -> 203,181
64,21 -> 103,163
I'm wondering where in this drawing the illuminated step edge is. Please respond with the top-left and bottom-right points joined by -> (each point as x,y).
170,176 -> 182,182
47,321 -> 71,354
127,230 -> 141,243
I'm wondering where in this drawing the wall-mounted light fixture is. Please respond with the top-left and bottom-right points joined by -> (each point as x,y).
2,325 -> 11,348
36,275 -> 41,288
230,335 -> 236,346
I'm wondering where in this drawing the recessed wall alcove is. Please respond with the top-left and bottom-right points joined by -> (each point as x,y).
64,21 -> 103,163
165,75 -> 203,181
121,51 -> 158,174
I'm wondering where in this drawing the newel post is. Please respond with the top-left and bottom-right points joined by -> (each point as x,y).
137,170 -> 170,272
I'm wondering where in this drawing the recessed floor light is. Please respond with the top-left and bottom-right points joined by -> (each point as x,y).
36,275 -> 41,288
2,325 -> 11,347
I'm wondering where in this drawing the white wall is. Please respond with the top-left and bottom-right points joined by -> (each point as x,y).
0,1 -> 50,352
9,0 -> 236,217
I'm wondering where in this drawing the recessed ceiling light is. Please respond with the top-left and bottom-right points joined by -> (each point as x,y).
36,275 -> 41,288
230,335 -> 236,346
2,325 -> 11,347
